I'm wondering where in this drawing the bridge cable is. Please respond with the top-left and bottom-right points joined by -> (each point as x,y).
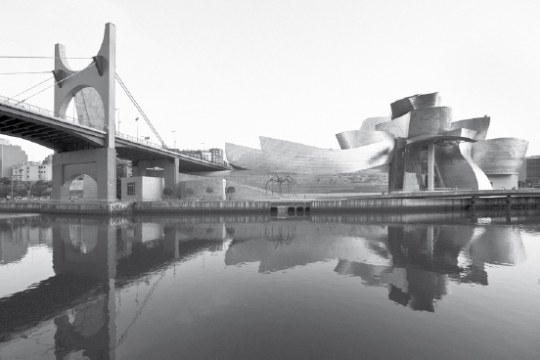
116,270 -> 167,347
79,91 -> 92,124
16,63 -> 95,104
0,55 -> 92,59
0,71 -> 52,75
115,73 -> 169,149
11,75 -> 54,99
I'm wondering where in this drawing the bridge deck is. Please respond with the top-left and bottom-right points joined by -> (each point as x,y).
0,97 -> 228,172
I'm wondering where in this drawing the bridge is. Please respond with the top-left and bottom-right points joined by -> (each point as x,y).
0,23 -> 229,201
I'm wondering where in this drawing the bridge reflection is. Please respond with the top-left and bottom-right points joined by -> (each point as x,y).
0,212 -> 532,359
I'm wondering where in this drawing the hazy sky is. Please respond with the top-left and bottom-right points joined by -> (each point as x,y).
2,0 -> 540,161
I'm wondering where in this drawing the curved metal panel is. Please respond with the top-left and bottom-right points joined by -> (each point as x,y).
336,130 -> 394,149
360,116 -> 391,131
409,92 -> 442,111
472,138 -> 529,175
375,112 -> 410,138
249,136 -> 395,174
449,116 -> 490,140
434,141 -> 492,190
408,106 -> 452,138
390,92 -> 441,119
390,97 -> 413,120
224,143 -> 266,170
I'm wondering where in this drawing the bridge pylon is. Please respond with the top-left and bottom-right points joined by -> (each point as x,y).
52,23 -> 117,201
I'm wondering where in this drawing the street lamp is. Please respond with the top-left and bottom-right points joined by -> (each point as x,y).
172,130 -> 176,150
115,108 -> 121,132
135,117 -> 139,140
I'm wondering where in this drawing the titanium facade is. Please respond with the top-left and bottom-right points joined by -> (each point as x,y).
378,92 -> 528,191
225,91 -> 528,192
472,138 -> 529,189
226,135 -> 394,175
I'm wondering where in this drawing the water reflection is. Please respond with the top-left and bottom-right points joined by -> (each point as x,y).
0,211 -> 536,360
0,215 -> 52,264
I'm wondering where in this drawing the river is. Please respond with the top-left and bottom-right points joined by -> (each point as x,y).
1,211 -> 539,359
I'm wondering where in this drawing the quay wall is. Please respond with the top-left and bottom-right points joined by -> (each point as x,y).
1,191 -> 539,215
311,194 -> 540,213
134,200 -> 271,214
0,201 -> 132,215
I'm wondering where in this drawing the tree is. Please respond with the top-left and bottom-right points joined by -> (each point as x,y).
163,187 -> 174,197
41,188 -> 52,198
0,186 -> 10,198
226,186 -> 235,200
30,181 -> 51,197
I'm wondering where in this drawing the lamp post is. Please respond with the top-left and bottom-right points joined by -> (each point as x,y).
116,108 -> 121,132
172,130 -> 176,150
135,117 -> 139,141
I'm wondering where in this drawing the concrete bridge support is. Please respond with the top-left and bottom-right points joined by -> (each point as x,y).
52,148 -> 117,201
52,23 -> 117,201
132,157 -> 180,196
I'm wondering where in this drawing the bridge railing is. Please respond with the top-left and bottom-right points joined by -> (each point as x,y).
0,94 -> 78,123
114,131 -> 164,149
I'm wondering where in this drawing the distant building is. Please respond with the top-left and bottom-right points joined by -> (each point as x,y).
210,148 -> 224,164
12,161 -> 52,182
178,148 -> 225,165
0,138 -> 28,178
524,156 -> 540,185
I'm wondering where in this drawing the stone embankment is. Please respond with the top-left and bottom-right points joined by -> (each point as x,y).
1,190 -> 539,215
0,200 -> 132,215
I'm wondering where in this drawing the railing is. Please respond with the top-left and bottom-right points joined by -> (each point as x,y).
114,131 -> 164,149
0,94 -> 78,123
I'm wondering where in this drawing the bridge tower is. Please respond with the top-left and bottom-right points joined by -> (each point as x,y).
51,23 -> 117,201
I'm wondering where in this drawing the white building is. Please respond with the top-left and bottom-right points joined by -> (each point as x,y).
12,161 -> 52,182
0,138 -> 28,179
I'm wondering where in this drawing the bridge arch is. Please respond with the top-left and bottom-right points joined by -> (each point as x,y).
64,86 -> 106,131
54,22 -> 115,148
52,148 -> 117,201
60,173 -> 99,201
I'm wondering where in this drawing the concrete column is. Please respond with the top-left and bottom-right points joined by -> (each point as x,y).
52,148 -> 117,201
132,157 -> 179,197
427,143 -> 435,191
388,139 -> 407,192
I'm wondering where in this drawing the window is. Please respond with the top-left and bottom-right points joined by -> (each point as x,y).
127,182 -> 135,196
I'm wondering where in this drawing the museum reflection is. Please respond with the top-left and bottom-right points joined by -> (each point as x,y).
0,212 -> 531,359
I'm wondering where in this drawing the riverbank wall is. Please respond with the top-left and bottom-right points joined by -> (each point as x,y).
0,201 -> 132,215
1,190 -> 539,215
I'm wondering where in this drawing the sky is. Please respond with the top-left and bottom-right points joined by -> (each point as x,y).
1,0 -> 540,161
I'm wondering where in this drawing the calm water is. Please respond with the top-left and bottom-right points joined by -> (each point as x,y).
0,211 -> 539,360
